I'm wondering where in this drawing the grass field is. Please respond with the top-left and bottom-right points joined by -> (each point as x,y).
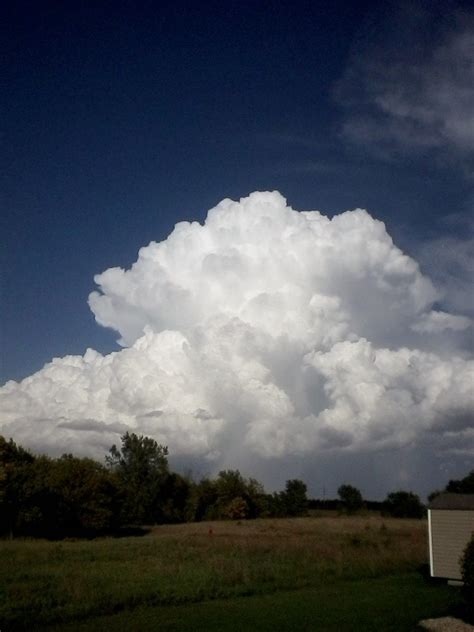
0,515 -> 462,630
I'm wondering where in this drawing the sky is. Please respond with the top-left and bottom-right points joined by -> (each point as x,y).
1,0 -> 473,499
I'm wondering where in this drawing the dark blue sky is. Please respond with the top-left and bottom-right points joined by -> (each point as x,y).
2,0 -> 472,383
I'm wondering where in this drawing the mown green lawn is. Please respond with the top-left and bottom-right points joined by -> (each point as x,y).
43,574 -> 460,632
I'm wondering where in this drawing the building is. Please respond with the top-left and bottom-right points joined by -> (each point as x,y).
428,493 -> 474,581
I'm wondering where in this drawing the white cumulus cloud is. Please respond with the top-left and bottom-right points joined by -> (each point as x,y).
1,192 -> 473,492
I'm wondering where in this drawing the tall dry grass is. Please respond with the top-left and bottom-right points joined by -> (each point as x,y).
0,515 -> 429,629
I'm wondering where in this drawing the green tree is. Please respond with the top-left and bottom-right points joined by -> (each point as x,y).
186,471 -> 267,521
106,432 -> 169,524
280,479 -> 308,517
446,470 -> 474,494
186,477 -> 219,521
427,489 -> 442,503
15,455 -> 58,536
338,484 -> 364,513
0,436 -> 35,538
384,491 -> 424,518
1,437 -> 122,537
47,455 -> 121,533
245,477 -> 268,517
215,470 -> 248,505
428,470 -> 474,504
159,472 -> 192,523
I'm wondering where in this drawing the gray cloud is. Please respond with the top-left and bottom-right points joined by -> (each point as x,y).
418,216 -> 474,319
57,419 -> 130,434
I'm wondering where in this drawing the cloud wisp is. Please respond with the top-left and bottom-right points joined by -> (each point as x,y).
335,4 -> 474,166
417,213 -> 474,319
1,192 -> 472,485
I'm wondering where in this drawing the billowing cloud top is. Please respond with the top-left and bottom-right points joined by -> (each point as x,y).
1,192 -> 473,481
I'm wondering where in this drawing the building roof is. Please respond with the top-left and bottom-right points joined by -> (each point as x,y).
429,493 -> 474,510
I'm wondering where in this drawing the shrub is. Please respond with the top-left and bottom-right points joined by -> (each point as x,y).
225,497 -> 249,520
461,533 -> 474,622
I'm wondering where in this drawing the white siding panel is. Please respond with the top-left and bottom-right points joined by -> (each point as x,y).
431,510 -> 474,580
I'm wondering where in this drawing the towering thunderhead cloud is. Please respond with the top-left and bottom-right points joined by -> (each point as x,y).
1,192 -> 472,481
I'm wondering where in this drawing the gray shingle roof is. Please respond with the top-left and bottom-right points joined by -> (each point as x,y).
428,493 -> 474,510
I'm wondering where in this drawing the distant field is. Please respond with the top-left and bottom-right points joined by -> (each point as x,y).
0,515 -> 462,630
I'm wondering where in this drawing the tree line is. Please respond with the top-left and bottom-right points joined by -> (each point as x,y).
1,433 -> 472,538
0,433 -> 308,538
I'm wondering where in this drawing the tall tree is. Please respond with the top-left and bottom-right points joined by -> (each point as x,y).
106,432 -> 169,524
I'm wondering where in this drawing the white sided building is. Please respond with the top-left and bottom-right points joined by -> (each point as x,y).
428,493 -> 474,581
